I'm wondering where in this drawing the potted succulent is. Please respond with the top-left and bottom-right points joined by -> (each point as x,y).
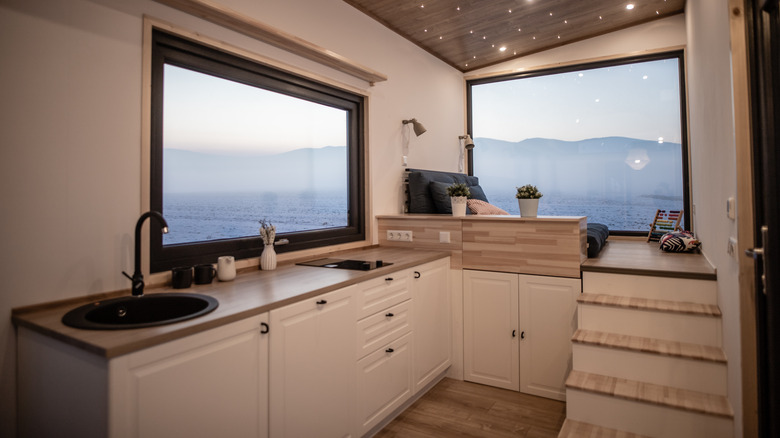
446,183 -> 471,217
515,184 -> 543,217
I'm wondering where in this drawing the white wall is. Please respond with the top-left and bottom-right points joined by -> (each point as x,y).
468,14 -> 686,76
0,0 -> 463,435
686,1 -> 743,436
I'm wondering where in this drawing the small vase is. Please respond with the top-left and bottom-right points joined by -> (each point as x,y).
518,198 -> 539,217
260,244 -> 277,270
451,196 -> 467,217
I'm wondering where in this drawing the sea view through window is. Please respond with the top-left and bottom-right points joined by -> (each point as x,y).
468,52 -> 688,232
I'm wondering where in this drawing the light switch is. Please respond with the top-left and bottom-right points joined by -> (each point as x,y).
727,197 -> 736,220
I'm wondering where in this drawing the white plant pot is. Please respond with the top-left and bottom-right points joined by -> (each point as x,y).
451,196 -> 468,217
518,198 -> 539,217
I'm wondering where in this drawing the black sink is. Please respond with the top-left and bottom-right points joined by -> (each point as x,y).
62,293 -> 219,330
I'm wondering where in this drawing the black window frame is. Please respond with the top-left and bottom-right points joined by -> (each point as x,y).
465,50 -> 690,235
149,29 -> 365,272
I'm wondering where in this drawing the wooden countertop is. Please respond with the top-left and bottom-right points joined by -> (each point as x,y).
581,240 -> 716,280
12,247 -> 449,359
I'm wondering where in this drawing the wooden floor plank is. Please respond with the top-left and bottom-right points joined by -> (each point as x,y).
375,378 -> 566,438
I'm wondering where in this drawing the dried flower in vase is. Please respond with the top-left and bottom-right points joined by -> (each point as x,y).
259,219 -> 276,245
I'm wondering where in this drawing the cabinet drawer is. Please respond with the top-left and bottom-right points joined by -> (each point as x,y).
356,332 -> 413,435
355,271 -> 411,320
356,300 -> 412,359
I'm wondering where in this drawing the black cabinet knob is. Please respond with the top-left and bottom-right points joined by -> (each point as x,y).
385,313 -> 394,318
385,277 -> 393,282
414,271 -> 421,278
316,300 -> 327,305
260,322 -> 269,334
385,348 -> 394,353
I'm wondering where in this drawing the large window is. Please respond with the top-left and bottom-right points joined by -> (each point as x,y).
150,29 -> 365,272
467,52 -> 688,233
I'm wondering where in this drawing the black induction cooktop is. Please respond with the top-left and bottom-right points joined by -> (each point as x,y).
297,258 -> 391,271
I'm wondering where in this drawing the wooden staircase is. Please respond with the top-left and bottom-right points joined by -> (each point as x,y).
559,243 -> 734,438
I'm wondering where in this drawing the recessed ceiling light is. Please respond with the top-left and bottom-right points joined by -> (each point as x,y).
420,4 -> 425,8
508,9 -> 512,13
643,75 -> 648,79
456,6 -> 460,11
518,28 -> 522,32
626,4 -> 635,10
499,46 -> 507,52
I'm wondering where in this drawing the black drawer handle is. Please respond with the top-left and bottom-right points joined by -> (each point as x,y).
260,322 -> 269,334
512,329 -> 516,338
385,277 -> 394,282
316,300 -> 327,305
385,312 -> 394,318
414,271 -> 421,279
521,331 -> 525,339
385,348 -> 394,353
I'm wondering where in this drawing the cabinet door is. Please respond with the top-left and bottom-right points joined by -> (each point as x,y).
356,332 -> 413,435
463,270 -> 519,391
111,315 -> 267,438
518,274 -> 579,401
269,286 -> 357,438
412,258 -> 451,392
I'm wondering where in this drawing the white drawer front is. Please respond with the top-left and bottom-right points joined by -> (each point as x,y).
355,271 -> 411,320
356,300 -> 412,359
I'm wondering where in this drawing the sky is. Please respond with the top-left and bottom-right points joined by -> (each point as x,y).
163,65 -> 347,156
471,57 -> 682,144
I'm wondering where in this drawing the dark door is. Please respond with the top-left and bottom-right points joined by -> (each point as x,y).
747,0 -> 780,437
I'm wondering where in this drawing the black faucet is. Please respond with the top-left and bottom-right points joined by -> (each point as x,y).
122,211 -> 169,297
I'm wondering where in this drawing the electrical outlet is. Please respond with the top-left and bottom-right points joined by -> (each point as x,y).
386,230 -> 413,242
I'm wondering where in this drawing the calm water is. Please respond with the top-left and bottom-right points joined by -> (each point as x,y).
162,191 -> 683,245
163,192 -> 347,245
489,193 -> 684,231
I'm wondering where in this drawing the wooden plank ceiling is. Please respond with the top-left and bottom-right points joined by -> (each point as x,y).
343,0 -> 686,72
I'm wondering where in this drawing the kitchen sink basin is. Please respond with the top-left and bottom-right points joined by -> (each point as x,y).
62,293 -> 219,330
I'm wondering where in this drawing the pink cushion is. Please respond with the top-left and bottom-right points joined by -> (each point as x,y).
467,199 -> 509,215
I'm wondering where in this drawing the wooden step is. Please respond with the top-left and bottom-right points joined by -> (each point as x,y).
565,371 -> 733,418
577,293 -> 721,317
582,272 -> 718,305
558,419 -> 650,438
566,388 -> 734,438
572,329 -> 728,395
572,329 -> 726,363
578,295 -> 722,346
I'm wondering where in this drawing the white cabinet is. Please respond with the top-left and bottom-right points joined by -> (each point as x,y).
518,274 -> 579,401
463,270 -> 520,391
269,285 -> 358,438
18,314 -> 270,438
354,274 -> 414,435
463,270 -> 579,400
356,332 -> 414,434
411,258 -> 452,392
111,315 -> 269,438
353,258 -> 452,435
